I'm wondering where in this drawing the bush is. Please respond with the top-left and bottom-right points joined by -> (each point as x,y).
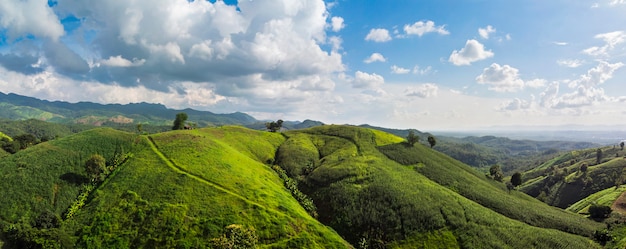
211,224 -> 258,249
589,204 -> 612,219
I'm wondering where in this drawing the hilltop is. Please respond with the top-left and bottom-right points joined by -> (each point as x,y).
0,124 -> 607,248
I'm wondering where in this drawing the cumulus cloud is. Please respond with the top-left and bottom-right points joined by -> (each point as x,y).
365,28 -> 392,42
353,71 -> 384,88
557,59 -> 584,68
413,65 -> 433,75
364,53 -> 386,63
475,63 -> 524,92
99,56 -> 146,67
0,0 -> 64,41
403,20 -> 449,37
330,16 -> 345,32
391,65 -> 410,74
478,25 -> 496,39
499,98 -> 531,111
542,61 -> 624,109
449,39 -> 494,66
405,83 -> 438,98
526,79 -> 547,89
582,31 -> 626,57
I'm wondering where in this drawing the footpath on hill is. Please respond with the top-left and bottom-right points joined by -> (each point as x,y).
145,135 -> 270,210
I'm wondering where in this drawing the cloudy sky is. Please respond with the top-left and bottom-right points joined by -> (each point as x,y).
0,0 -> 625,130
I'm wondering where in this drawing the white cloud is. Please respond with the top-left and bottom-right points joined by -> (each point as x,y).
364,53 -> 386,63
499,98 -> 531,111
478,25 -> 496,39
0,0 -> 64,41
557,59 -> 584,68
553,41 -> 568,46
328,36 -> 343,52
413,65 -> 433,75
526,79 -> 547,89
449,39 -> 494,66
365,28 -> 392,42
353,71 -> 384,88
476,63 -> 524,92
391,65 -> 410,74
330,16 -> 345,32
582,31 -> 626,57
610,0 -> 626,5
403,20 -> 449,37
405,83 -> 438,98
541,61 -> 624,109
99,55 -> 146,67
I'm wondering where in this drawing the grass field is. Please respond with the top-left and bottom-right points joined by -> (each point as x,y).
0,125 -> 608,248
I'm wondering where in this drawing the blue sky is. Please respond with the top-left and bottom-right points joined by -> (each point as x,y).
0,0 -> 625,130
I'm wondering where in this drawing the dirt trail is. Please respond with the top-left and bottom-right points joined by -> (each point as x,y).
611,191 -> 626,214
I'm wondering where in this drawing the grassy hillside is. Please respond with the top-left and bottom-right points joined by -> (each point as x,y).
0,126 -> 348,248
277,125 -> 602,248
0,124 -> 608,248
520,146 -> 626,208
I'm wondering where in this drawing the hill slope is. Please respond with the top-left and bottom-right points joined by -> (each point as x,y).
0,125 -> 605,248
277,125 -> 602,248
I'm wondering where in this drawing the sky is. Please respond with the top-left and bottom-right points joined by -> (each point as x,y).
0,0 -> 625,131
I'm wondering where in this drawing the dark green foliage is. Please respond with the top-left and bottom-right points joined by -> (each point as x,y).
597,148 -> 603,164
272,165 -> 318,217
14,134 -> 38,149
594,229 -> 612,244
85,154 -> 108,182
266,119 -> 284,132
588,204 -> 612,219
34,210 -> 60,229
172,112 -> 188,130
211,224 -> 259,249
427,135 -> 436,148
620,141 -> 624,150
406,130 -> 419,146
511,172 -> 522,187
489,164 -> 504,182
580,163 -> 588,173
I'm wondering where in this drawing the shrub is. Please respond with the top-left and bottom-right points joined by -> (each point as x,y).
589,204 -> 612,219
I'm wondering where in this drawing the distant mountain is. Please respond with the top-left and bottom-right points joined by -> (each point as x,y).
0,92 -> 257,126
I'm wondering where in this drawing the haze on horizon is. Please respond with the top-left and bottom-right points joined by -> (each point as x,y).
0,0 -> 625,131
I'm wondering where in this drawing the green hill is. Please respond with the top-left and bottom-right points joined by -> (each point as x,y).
520,146 -> 626,208
277,125 -> 602,248
0,125 -> 606,248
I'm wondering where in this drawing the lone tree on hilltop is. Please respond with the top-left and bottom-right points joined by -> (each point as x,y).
580,163 -> 588,173
597,148 -> 603,165
621,141 -> 624,151
172,112 -> 188,130
427,135 -> 436,148
511,172 -> 523,188
489,164 -> 504,182
85,154 -> 108,182
265,119 -> 283,132
406,130 -> 419,146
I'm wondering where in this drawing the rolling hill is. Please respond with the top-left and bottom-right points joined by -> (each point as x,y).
0,92 -> 257,127
0,125 -> 607,248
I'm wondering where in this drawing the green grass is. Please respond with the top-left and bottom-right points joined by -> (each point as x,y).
567,185 -> 626,214
0,124 -> 608,248
277,125 -> 601,248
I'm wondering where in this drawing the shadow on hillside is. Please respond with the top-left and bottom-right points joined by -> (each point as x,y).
60,172 -> 89,185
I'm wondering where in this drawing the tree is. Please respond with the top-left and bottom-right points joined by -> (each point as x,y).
589,204 -> 612,219
14,134 -> 37,150
406,130 -> 419,146
511,172 -> 522,188
596,148 -> 603,164
172,112 -> 188,130
136,123 -> 143,133
621,141 -> 624,151
85,154 -> 108,182
265,119 -> 283,132
580,163 -> 588,173
427,135 -> 436,148
489,164 -> 504,182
